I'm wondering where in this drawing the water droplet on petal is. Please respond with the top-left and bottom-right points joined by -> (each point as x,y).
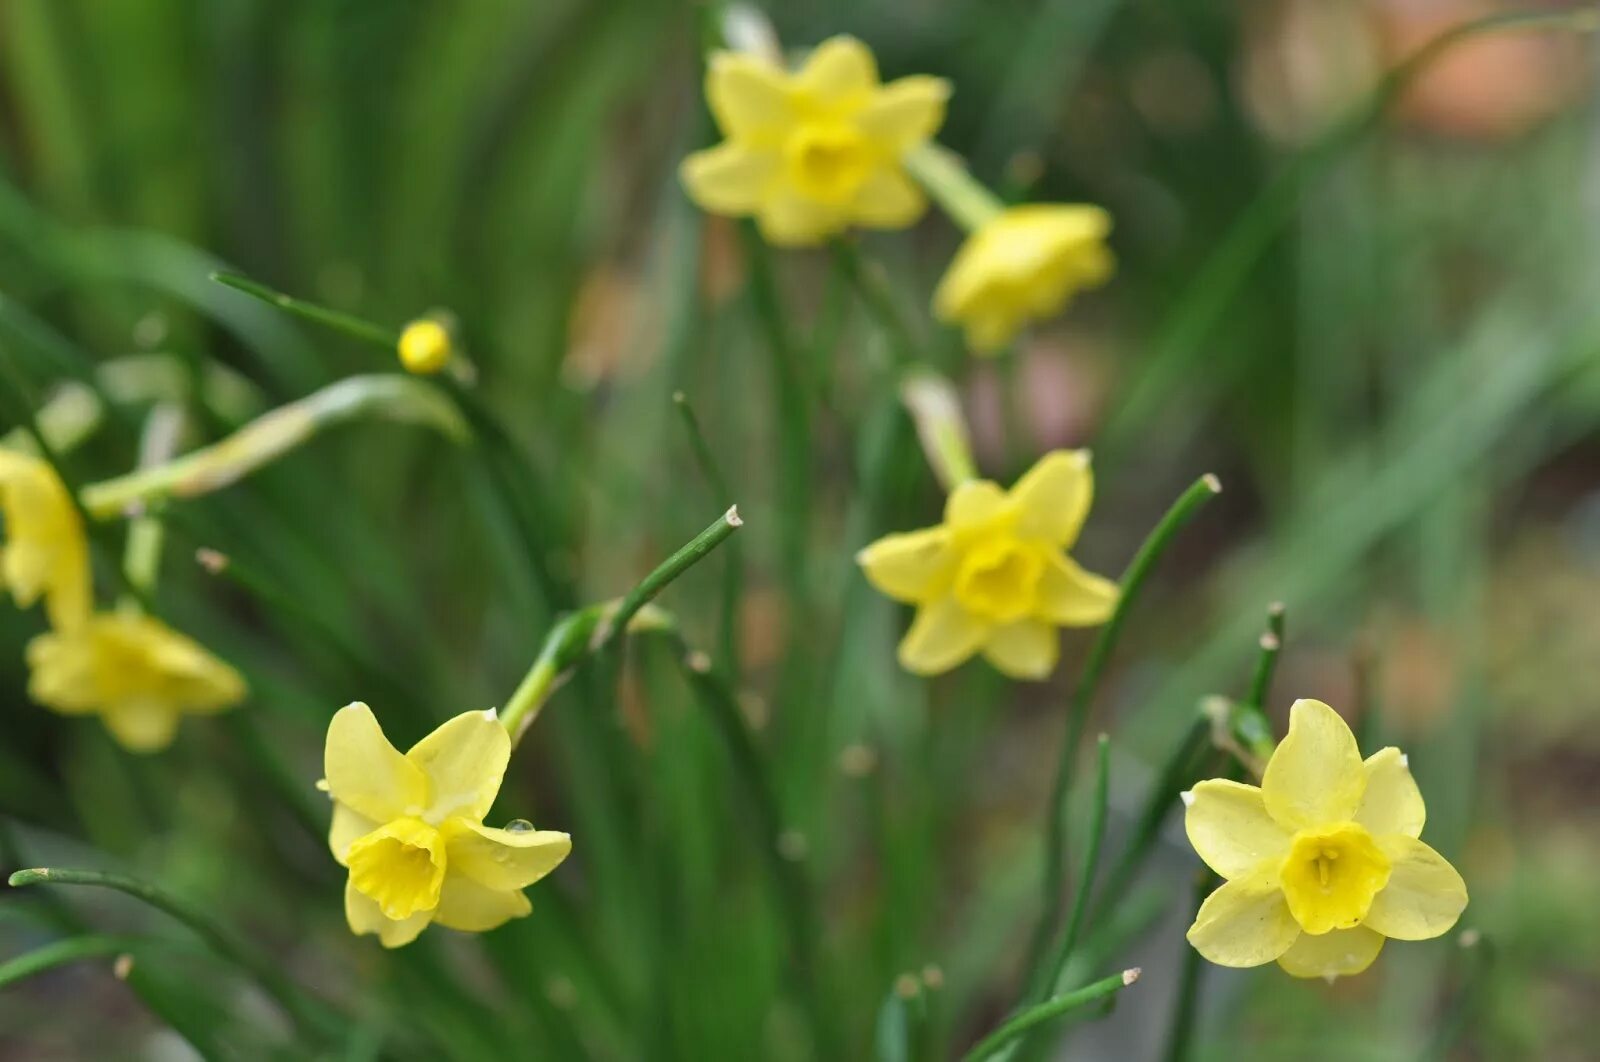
505,818 -> 534,833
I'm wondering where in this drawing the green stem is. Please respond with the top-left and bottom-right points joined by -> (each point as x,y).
672,391 -> 743,670
1091,717 -> 1208,918
900,371 -> 977,489
902,143 -> 1005,233
8,867 -> 338,1040
963,970 -> 1140,1062
210,272 -> 399,349
0,934 -> 149,989
1036,735 -> 1111,1000
81,375 -> 467,517
1161,872 -> 1213,1062
1245,602 -> 1286,709
1027,474 -> 1221,985
497,609 -> 601,743
121,404 -> 185,602
592,507 -> 744,651
832,240 -> 919,368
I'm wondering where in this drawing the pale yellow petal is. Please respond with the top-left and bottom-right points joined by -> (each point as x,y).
680,142 -> 778,216
794,36 -> 878,106
1354,747 -> 1425,839
1186,866 -> 1300,968
932,234 -> 989,322
943,480 -> 1007,531
1035,554 -> 1117,626
856,75 -> 950,151
1361,836 -> 1467,941
344,879 -> 431,948
432,874 -> 532,933
1276,925 -> 1385,980
1184,779 -> 1292,881
101,700 -> 181,753
1009,450 -> 1093,546
329,802 -> 381,867
705,52 -> 790,140
851,167 -> 925,229
1261,699 -> 1366,830
445,821 -> 572,891
897,596 -> 986,676
407,710 -> 510,824
755,187 -> 845,246
980,618 -> 1058,679
324,702 -> 428,823
857,526 -> 954,603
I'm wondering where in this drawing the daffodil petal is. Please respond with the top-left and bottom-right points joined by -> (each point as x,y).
1261,699 -> 1366,830
755,187 -> 844,246
325,702 -> 428,823
445,822 -> 572,892
794,36 -> 878,105
1355,748 -> 1425,839
852,168 -> 925,228
944,480 -> 1007,531
406,710 -> 510,824
344,879 -> 431,948
432,874 -> 533,933
856,75 -> 950,151
980,618 -> 1058,680
1361,836 -> 1467,941
857,526 -> 954,602
1036,554 -> 1117,626
1186,866 -> 1300,968
1276,925 -> 1385,980
1010,450 -> 1093,546
897,596 -> 986,675
1184,779 -> 1292,880
101,700 -> 182,753
705,52 -> 790,140
680,142 -> 777,216
330,802 -> 380,867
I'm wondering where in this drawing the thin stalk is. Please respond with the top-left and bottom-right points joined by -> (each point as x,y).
592,507 -> 743,651
1027,475 -> 1221,984
832,240 -> 919,368
8,867 -> 339,1041
121,403 -> 185,602
497,609 -> 601,743
1092,717 -> 1208,917
962,969 -> 1141,1062
900,371 -> 977,489
902,143 -> 1005,233
0,934 -> 149,989
1245,602 -> 1286,709
672,392 -> 743,669
1038,735 -> 1111,996
210,272 -> 399,349
1161,871 -> 1212,1062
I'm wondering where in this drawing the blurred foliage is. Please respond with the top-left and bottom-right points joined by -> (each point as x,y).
1,0 -> 1598,1059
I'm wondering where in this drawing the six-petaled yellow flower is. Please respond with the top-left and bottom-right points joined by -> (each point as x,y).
323,703 -> 572,948
680,36 -> 949,246
27,610 -> 247,752
933,205 -> 1114,353
857,450 -> 1118,679
0,448 -> 91,629
1184,698 -> 1468,980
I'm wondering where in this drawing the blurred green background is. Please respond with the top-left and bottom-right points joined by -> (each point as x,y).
1,0 -> 1598,1059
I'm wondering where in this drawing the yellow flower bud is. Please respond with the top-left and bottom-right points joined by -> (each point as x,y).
397,319 -> 453,375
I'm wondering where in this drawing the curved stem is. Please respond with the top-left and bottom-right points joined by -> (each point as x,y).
0,934 -> 150,989
963,970 -> 1140,1062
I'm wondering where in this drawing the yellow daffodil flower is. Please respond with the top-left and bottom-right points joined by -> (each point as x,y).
27,610 -> 246,752
932,205 -> 1113,353
680,35 -> 950,246
322,703 -> 572,948
1184,698 -> 1468,980
397,318 -> 453,375
0,449 -> 91,629
857,450 -> 1117,679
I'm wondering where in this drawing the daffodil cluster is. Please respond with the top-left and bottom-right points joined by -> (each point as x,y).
323,703 -> 571,947
1184,698 -> 1468,980
0,446 -> 244,751
858,450 -> 1117,679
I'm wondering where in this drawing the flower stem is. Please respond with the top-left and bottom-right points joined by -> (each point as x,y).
1027,474 -> 1221,989
1161,872 -> 1213,1062
594,507 -> 744,651
0,934 -> 150,989
672,392 -> 743,670
900,371 -> 977,489
120,404 -> 185,604
210,271 -> 399,349
963,969 -> 1141,1062
8,867 -> 339,1041
903,143 -> 1005,233
1245,602 -> 1286,709
1034,734 -> 1112,1002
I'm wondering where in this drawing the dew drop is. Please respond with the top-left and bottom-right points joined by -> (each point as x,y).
505,818 -> 534,833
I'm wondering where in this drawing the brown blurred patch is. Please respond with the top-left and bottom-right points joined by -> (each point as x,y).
565,265 -> 658,388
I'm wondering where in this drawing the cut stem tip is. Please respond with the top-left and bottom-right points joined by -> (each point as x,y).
1201,473 -> 1222,493
195,548 -> 229,574
724,505 -> 743,527
1122,967 -> 1142,986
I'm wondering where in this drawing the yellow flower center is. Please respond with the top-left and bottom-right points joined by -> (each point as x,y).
785,124 -> 872,203
347,817 -> 447,921
1279,823 -> 1391,935
954,537 -> 1043,624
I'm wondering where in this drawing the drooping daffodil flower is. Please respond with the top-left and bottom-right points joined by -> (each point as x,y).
680,35 -> 950,246
323,703 -> 572,948
857,450 -> 1118,680
1184,698 -> 1468,980
0,448 -> 91,630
